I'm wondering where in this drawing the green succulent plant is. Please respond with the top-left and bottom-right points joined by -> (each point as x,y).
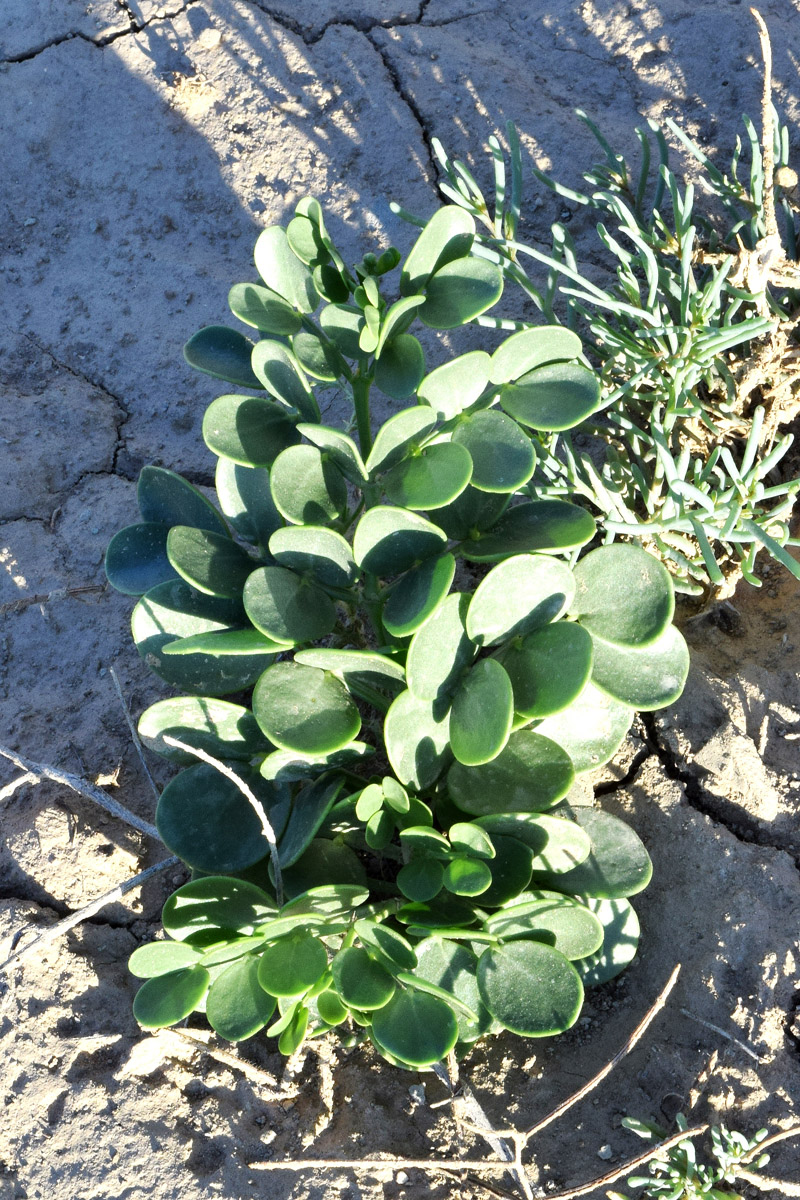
107,198 -> 688,1067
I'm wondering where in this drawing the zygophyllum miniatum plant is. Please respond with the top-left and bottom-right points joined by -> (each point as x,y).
106,197 -> 688,1068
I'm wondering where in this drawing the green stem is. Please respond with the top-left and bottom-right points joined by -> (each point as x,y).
352,373 -> 373,458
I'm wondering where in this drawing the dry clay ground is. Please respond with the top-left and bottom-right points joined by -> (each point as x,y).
1,1 -> 800,1197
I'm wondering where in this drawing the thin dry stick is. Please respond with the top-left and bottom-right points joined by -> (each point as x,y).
751,7 -> 778,242
160,1028 -> 291,1099
680,1007 -> 764,1063
741,1124 -> 800,1162
0,772 -> 37,802
0,857 -> 178,973
540,1125 -> 708,1200
161,736 -> 284,905
109,665 -> 160,804
249,1157 -> 524,1174
0,742 -> 160,840
0,584 -> 105,617
738,1168 -> 800,1196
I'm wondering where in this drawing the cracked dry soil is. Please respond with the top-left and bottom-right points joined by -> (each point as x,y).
1,1 -> 800,1197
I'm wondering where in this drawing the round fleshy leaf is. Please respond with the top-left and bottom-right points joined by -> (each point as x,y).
374,334 -> 426,400
319,304 -> 364,359
488,326 -> 583,384
500,361 -> 601,431
353,507 -> 447,577
259,742 -> 373,783
447,730 -> 574,816
354,921 -> 417,972
450,659 -> 513,766
365,408 -> 437,477
251,341 -> 319,423
215,459 -> 283,549
131,580 -> 267,695
206,956 -> 277,1041
384,689 -> 452,790
270,444 -> 347,526
243,565 -> 336,644
277,774 -> 345,867
137,466 -> 228,536
138,696 -> 268,764
297,422 -> 368,483
466,555 -> 575,646
383,441 -> 473,511
257,932 -> 328,997
291,329 -> 342,382
418,351 -> 491,419
413,938 -> 492,1042
166,526 -> 253,598
316,988 -> 349,1026
156,763 -> 282,873
397,857 -> 445,902
375,296 -> 425,355
442,855 -> 492,896
228,281 -> 303,335
286,213 -> 327,266
451,409 -> 536,493
462,501 -> 596,561
277,1003 -> 309,1055
433,486 -> 509,541
354,783 -> 384,822
269,525 -> 357,589
396,894 -> 476,931
129,941 -> 204,978
332,947 -> 396,1011
282,840 -> 367,900
571,544 -> 674,647
476,834 -> 534,907
203,393 -> 301,467
162,628 -> 284,658
105,523 -> 176,596
365,809 -> 394,850
400,206 -> 475,296
370,989 -> 459,1067
294,648 -> 405,693
448,823 -> 495,860
253,662 -> 361,755
536,809 -> 652,899
477,941 -> 583,1036
534,680 -> 633,773
382,553 -> 455,638
419,258 -> 503,329
526,815 -> 593,873
406,592 -> 476,702
500,622 -> 593,718
133,966 -> 211,1029
486,896 -> 604,960
183,325 -> 261,389
162,876 -> 277,942
590,625 -> 689,711
254,225 -> 319,313
574,898 -> 640,986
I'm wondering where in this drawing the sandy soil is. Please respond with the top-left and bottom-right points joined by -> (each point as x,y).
1,2 -> 800,1197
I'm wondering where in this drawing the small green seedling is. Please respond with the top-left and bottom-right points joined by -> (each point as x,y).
611,1114 -> 774,1200
108,195 -> 688,1066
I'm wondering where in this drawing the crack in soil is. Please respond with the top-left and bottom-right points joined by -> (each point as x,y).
642,712 -> 800,872
18,332 -> 131,476
1,0 -> 203,65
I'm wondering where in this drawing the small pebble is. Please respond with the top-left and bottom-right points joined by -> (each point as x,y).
408,1083 -> 426,1106
597,1144 -> 613,1160
396,1171 -> 409,1184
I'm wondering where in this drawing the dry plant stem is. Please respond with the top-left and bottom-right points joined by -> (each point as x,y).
741,1125 -> 800,1161
159,1028 -> 291,1099
0,741 -> 160,839
738,1168 -> 800,1196
0,584 -> 105,617
0,856 -> 178,973
540,1126 -> 708,1200
109,665 -> 160,804
679,1006 -> 764,1062
161,735 -> 284,906
751,7 -> 777,241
